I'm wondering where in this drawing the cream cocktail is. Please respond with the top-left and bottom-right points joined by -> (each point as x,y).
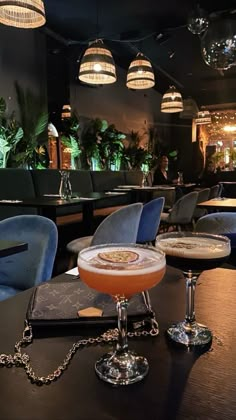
156,234 -> 230,274
156,232 -> 231,346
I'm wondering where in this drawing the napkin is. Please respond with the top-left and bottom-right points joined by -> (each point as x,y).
0,199 -> 23,203
66,267 -> 79,276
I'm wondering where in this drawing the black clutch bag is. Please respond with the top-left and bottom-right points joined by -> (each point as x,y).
0,280 -> 159,385
27,279 -> 155,330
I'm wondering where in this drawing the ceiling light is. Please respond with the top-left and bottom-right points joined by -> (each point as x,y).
223,125 -> 236,132
201,19 -> 236,70
187,4 -> 209,35
195,110 -> 212,125
126,53 -> 155,90
78,39 -> 117,85
161,86 -> 183,113
61,104 -> 71,120
179,98 -> 199,119
0,0 -> 46,29
48,123 -> 58,138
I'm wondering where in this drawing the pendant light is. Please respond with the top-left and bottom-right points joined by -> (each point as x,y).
78,39 -> 117,85
61,104 -> 71,120
161,85 -> 183,113
126,53 -> 155,89
0,0 -> 46,29
195,109 -> 212,125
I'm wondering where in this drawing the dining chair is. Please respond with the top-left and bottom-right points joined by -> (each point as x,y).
160,191 -> 198,232
0,215 -> 58,301
195,212 -> 236,267
66,203 -> 143,268
193,188 -> 210,221
209,184 -> 221,199
136,197 -> 165,244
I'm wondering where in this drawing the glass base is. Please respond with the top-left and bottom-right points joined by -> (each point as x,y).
95,350 -> 149,385
167,321 -> 212,346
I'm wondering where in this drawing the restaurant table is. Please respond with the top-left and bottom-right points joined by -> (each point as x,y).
0,240 -> 28,257
197,198 -> 236,212
0,266 -> 235,420
0,192 -> 126,234
114,185 -> 176,204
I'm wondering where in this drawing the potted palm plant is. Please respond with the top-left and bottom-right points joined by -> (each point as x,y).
60,113 -> 82,169
0,97 -> 23,168
99,123 -> 126,170
13,82 -> 48,169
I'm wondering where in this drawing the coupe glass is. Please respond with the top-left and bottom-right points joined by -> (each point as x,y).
156,232 -> 230,346
77,243 -> 166,385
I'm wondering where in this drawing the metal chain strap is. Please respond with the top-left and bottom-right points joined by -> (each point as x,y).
0,317 -> 159,386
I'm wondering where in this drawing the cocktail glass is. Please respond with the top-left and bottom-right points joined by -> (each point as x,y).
77,243 -> 166,385
156,232 -> 231,346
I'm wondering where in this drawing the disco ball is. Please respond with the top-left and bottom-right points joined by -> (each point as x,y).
187,6 -> 209,35
201,19 -> 236,70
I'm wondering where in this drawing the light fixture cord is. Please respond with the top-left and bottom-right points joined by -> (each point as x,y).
96,0 -> 99,39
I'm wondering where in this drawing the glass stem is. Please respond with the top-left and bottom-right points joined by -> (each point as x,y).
185,271 -> 198,327
116,299 -> 129,353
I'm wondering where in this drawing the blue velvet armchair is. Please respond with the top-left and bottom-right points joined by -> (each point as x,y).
0,215 -> 58,301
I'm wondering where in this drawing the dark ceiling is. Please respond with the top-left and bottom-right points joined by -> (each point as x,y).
43,0 -> 236,108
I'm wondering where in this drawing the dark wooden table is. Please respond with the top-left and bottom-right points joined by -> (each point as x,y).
0,192 -> 125,234
0,266 -> 235,419
198,198 -> 236,211
114,186 -> 175,204
0,240 -> 28,257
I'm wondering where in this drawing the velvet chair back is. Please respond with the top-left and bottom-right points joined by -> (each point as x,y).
0,215 -> 58,301
137,197 -> 165,243
91,203 -> 143,246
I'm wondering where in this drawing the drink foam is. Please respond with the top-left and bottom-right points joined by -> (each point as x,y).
78,245 -> 165,276
157,236 -> 230,260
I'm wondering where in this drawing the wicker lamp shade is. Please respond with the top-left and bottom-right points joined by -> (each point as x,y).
0,0 -> 46,28
126,53 -> 155,89
161,85 -> 183,113
61,104 -> 71,120
78,39 -> 117,85
195,110 -> 212,125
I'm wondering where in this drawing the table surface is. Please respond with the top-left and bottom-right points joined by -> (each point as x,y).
0,266 -> 235,420
0,240 -> 28,257
198,198 -> 236,208
0,192 -> 125,208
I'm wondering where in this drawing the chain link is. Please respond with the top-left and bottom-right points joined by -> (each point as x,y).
0,317 -> 159,386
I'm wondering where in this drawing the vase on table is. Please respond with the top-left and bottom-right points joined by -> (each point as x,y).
59,171 -> 72,199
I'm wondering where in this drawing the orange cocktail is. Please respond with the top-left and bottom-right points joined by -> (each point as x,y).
78,244 -> 166,299
77,244 -> 166,386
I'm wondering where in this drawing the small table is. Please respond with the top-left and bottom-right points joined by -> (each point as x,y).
0,192 -> 126,234
0,240 -> 28,258
114,185 -> 175,204
197,198 -> 236,212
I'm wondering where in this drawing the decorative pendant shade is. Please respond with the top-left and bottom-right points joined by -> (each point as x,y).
78,39 -> 117,85
195,110 -> 212,125
0,0 -> 46,28
61,104 -> 71,120
48,123 -> 58,138
179,98 -> 199,119
126,53 -> 155,89
161,86 -> 183,113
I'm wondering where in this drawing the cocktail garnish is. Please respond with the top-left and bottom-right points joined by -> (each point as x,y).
98,250 -> 139,263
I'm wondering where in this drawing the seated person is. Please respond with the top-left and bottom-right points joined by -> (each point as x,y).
153,155 -> 176,185
199,160 -> 220,188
